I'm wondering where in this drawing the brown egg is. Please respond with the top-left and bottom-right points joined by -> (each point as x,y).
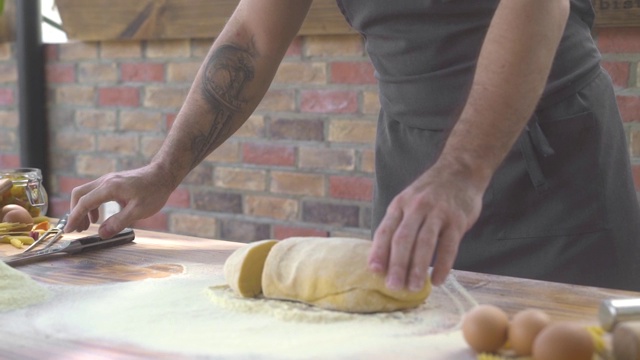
1,204 -> 33,224
509,308 -> 551,356
532,322 -> 595,360
462,304 -> 509,353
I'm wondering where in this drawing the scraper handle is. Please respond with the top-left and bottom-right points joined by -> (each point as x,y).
66,228 -> 135,254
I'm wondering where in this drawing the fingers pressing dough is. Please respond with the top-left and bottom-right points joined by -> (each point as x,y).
262,237 -> 432,313
223,239 -> 279,297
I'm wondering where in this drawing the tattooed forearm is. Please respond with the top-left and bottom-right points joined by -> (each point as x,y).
191,40 -> 258,168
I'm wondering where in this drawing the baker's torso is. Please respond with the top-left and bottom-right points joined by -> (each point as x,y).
336,0 -> 601,129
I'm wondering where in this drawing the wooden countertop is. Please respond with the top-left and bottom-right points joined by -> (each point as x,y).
1,226 -> 638,359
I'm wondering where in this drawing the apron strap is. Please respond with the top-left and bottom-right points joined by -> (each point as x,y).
518,114 -> 555,191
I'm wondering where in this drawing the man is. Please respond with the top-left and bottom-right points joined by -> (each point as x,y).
65,0 -> 640,291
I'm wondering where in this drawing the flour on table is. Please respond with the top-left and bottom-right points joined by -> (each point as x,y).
0,261 -> 49,312
1,262 -> 479,359
208,282 -> 472,332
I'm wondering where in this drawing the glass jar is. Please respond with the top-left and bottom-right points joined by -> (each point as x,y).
0,168 -> 48,216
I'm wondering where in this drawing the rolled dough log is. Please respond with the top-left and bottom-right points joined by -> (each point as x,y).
223,239 -> 278,297
262,237 -> 431,313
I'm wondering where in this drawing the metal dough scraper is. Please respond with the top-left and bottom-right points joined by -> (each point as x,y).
2,228 -> 135,267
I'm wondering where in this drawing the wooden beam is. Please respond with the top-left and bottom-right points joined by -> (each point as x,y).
55,0 -> 354,42
593,0 -> 640,27
0,0 -> 16,43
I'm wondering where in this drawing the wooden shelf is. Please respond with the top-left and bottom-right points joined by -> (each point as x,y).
55,0 -> 354,42
593,0 -> 640,27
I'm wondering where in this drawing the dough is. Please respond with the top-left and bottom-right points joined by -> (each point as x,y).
262,237 -> 431,313
223,239 -> 278,297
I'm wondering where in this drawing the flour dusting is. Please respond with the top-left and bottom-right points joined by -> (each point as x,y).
208,283 -> 469,332
0,262 -> 478,359
0,261 -> 49,312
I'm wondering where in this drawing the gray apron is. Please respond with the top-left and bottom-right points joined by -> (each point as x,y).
337,0 -> 640,291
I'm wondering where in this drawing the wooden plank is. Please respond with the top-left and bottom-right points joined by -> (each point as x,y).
55,0 -> 353,42
0,0 -> 15,43
593,0 -> 640,27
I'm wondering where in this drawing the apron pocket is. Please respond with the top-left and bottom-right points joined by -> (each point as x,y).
490,111 -> 608,240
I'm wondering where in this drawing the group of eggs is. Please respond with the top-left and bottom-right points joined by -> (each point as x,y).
462,304 -> 596,359
0,204 -> 34,224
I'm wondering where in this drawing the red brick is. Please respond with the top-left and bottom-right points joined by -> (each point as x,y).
170,212 -> 217,238
245,195 -> 298,221
0,44 -> 10,61
331,62 -> 376,84
55,86 -> 96,106
0,130 -> 16,151
0,88 -> 15,106
57,176 -> 91,195
285,37 -> 303,57
302,201 -> 360,227
143,86 -> 189,109
617,95 -> 640,122
121,62 -> 165,82
133,211 -> 168,232
47,197 -> 70,218
0,110 -> 17,127
269,118 -> 324,141
633,164 -> 640,190
166,113 -> 178,130
183,163 -> 214,186
46,63 -> 76,84
299,147 -> 355,170
305,35 -> 364,57
192,190 -> 242,213
242,143 -> 295,166
78,63 -> 118,83
98,87 -> 140,107
44,44 -> 59,61
273,225 -> 328,239
329,175 -> 373,201
597,27 -> 640,53
0,63 -> 17,83
602,61 -> 630,88
300,90 -> 358,114
360,149 -> 375,173
191,39 -> 213,58
205,141 -> 240,164
235,115 -> 266,138
362,205 -> 373,229
220,219 -> 271,243
270,171 -> 325,197
0,153 -> 20,168
256,89 -> 295,112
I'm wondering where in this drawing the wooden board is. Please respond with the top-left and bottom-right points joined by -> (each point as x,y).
55,0 -> 353,42
593,0 -> 640,27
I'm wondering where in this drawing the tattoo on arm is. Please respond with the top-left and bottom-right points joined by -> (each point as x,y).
192,40 -> 257,168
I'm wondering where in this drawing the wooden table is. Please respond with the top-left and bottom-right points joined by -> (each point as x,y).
1,226 -> 639,359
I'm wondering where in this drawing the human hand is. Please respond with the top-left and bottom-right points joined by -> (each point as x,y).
369,160 -> 486,291
64,164 -> 176,239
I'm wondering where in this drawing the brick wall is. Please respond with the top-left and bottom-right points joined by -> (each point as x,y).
0,28 -> 638,243
29,35 -> 376,242
597,28 -> 640,202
